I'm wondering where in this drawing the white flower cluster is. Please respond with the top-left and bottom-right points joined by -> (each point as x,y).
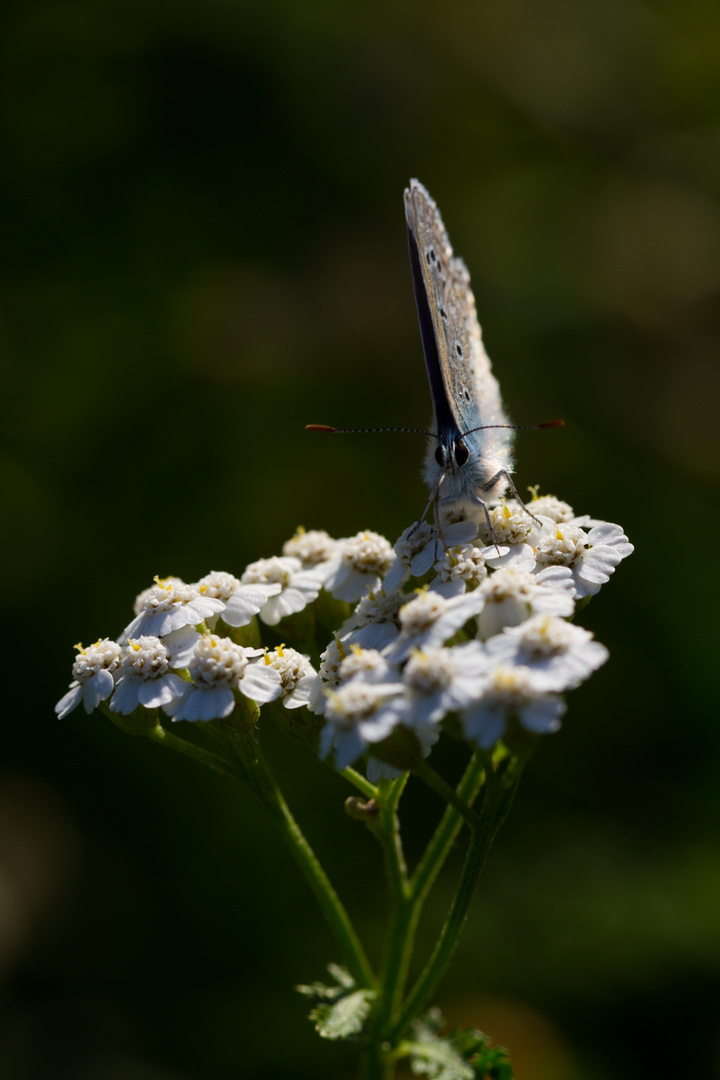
315,499 -> 632,772
56,502 -> 633,776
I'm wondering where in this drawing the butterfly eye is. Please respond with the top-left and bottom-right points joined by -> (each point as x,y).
434,445 -> 447,468
454,442 -> 470,467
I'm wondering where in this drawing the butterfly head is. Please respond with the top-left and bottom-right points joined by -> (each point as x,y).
423,424 -> 511,514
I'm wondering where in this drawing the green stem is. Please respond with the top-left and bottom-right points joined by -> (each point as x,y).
412,759 -> 482,831
410,752 -> 485,904
341,767 -> 379,800
390,752 -> 527,1041
359,777 -> 415,1080
246,743 -> 376,990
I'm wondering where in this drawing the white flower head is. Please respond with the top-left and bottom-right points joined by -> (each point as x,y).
462,665 -> 567,749
325,531 -> 396,602
55,639 -> 122,718
534,522 -> 634,598
431,542 -> 489,598
166,635 -> 281,722
282,527 -> 340,585
195,569 -> 281,628
385,588 -> 485,663
476,565 -> 575,640
121,576 -> 225,641
340,588 -> 406,650
477,502 -> 533,548
109,635 -> 188,715
240,556 -> 323,626
320,681 -> 405,769
265,645 -> 323,710
527,494 -> 575,523
318,638 -> 347,690
485,614 -> 609,692
400,642 -> 490,725
338,646 -> 397,686
383,520 -> 477,594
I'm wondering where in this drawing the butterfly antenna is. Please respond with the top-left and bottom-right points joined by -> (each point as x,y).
460,420 -> 564,438
306,424 -> 438,439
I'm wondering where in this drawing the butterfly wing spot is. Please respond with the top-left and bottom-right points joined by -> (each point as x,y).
456,343 -> 463,357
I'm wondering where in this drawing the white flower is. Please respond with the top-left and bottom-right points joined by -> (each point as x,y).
315,644 -> 397,714
121,577 -> 225,641
318,638 -> 347,690
264,646 -> 323,710
484,614 -> 609,691
482,542 -> 538,572
462,665 -> 566,749
384,589 -> 485,662
194,570 -> 281,628
398,643 -> 490,725
382,520 -> 477,594
55,639 -> 122,718
320,681 -> 405,769
338,647 -> 397,685
533,522 -> 633,598
431,542 -> 489,598
339,589 -> 406,650
109,636 -> 188,715
475,565 -> 575,640
240,556 -> 323,626
325,531 -> 396,602
477,502 -> 533,547
527,494 -> 575,523
166,636 -> 281,722
282,528 -> 341,585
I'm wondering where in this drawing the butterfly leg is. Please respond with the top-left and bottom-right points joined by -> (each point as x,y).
432,487 -> 452,560
467,491 -> 500,555
484,470 -> 543,527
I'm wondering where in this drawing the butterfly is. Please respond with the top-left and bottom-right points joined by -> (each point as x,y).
308,180 -> 560,537
404,179 -> 546,535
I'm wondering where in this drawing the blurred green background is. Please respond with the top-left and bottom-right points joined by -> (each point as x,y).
3,0 -> 720,1077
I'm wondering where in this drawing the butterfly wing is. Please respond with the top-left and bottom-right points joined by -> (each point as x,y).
404,179 -> 513,469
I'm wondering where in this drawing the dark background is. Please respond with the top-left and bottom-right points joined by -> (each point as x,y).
3,1 -> 720,1078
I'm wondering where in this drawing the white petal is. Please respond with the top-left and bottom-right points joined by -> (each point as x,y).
175,686 -> 235,722
222,585 -> 279,627
410,544 -> 437,578
55,684 -> 83,719
164,626 -> 202,667
334,728 -> 367,769
109,676 -> 141,715
138,674 -> 186,709
519,696 -> 566,733
238,665 -> 282,704
83,669 -> 115,711
284,673 -> 323,709
462,705 -> 507,749
381,561 -> 408,595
